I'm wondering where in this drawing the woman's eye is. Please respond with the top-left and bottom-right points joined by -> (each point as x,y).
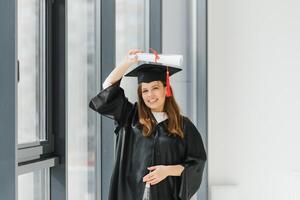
153,87 -> 159,90
142,90 -> 148,93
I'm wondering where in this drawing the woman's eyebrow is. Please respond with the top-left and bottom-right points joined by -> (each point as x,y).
142,83 -> 160,90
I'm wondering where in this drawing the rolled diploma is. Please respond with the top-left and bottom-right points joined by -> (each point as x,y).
128,53 -> 183,67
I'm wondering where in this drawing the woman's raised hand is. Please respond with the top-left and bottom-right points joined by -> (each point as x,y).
126,49 -> 144,65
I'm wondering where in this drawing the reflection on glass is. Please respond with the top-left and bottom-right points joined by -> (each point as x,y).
18,168 -> 49,200
18,0 -> 46,144
67,0 -> 96,199
116,0 -> 149,101
116,0 -> 148,64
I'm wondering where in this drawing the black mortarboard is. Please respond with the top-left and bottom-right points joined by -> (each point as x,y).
124,63 -> 182,84
124,63 -> 182,97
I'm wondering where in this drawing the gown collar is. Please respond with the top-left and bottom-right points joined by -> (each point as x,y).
151,111 -> 168,124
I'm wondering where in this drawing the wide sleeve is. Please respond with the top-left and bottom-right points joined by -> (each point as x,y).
88,79 -> 134,128
179,118 -> 207,200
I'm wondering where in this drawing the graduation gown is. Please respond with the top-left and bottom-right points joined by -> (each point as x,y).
89,80 -> 207,200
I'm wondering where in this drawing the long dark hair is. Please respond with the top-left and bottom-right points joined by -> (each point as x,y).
137,83 -> 184,139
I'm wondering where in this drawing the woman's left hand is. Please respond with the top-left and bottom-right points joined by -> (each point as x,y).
143,165 -> 169,185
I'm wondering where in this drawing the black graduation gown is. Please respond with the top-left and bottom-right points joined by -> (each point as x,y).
89,80 -> 207,200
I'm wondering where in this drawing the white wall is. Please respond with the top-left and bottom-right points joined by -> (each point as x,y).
208,0 -> 300,200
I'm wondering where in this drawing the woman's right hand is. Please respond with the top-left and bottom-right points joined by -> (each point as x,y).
125,49 -> 144,65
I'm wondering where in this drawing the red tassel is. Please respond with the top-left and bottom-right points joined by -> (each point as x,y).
166,67 -> 172,97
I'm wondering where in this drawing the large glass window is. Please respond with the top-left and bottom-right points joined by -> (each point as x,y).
18,168 -> 50,200
17,1 -> 53,200
18,0 -> 46,144
67,0 -> 97,199
116,0 -> 149,62
116,0 -> 149,101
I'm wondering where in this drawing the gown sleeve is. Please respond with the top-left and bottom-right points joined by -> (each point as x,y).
88,79 -> 134,129
179,118 -> 207,200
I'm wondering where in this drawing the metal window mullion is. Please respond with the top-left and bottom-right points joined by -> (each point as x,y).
18,141 -> 55,163
101,0 -> 115,199
39,0 -> 47,142
149,0 -> 161,52
18,145 -> 43,162
18,141 -> 41,149
95,0 -> 101,199
191,0 -> 198,124
0,0 -> 17,195
50,0 -> 67,198
45,168 -> 50,200
144,0 -> 150,50
37,0 -> 41,142
18,157 -> 59,175
196,0 -> 208,200
45,0 -> 55,153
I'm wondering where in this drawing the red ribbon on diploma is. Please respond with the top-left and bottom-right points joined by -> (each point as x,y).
149,48 -> 160,62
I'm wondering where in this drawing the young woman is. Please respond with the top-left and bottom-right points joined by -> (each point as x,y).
89,49 -> 207,200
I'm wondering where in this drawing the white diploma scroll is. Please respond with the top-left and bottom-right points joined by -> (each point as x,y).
128,53 -> 183,67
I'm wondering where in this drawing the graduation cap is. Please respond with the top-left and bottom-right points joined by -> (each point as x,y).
124,63 -> 182,97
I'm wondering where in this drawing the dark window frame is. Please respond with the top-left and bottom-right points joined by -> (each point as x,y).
17,0 -> 57,168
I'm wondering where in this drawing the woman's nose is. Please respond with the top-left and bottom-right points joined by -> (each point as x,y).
149,90 -> 156,97
146,93 -> 152,98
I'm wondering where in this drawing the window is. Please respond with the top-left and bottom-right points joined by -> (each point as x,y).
18,0 -> 47,144
116,0 -> 149,63
67,0 -> 98,199
116,0 -> 149,101
17,0 -> 57,199
18,168 -> 50,200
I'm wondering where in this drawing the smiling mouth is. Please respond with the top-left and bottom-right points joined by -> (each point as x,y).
148,99 -> 158,104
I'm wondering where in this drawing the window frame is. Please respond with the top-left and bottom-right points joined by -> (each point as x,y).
17,0 -> 55,165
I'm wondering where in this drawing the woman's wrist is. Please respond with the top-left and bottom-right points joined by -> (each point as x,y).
166,165 -> 185,177
103,49 -> 141,86
104,60 -> 134,86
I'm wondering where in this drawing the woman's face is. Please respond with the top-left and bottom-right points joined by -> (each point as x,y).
141,81 -> 166,112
